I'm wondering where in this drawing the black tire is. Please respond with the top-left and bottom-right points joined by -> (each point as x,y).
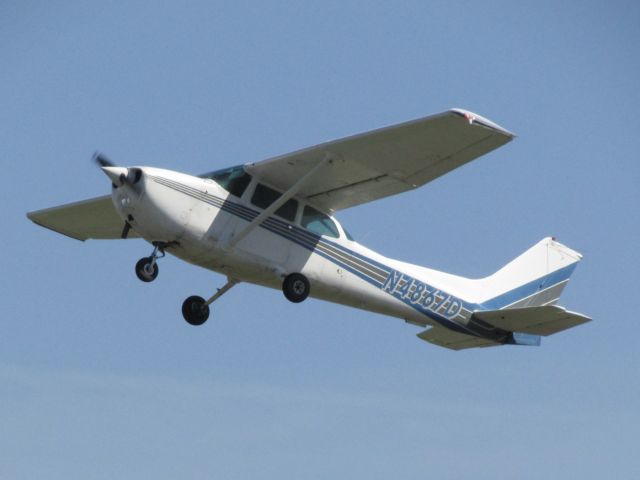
182,295 -> 210,326
135,257 -> 159,282
282,273 -> 310,303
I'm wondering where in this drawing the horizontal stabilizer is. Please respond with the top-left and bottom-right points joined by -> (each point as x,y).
27,195 -> 137,241
417,327 -> 500,350
472,305 -> 591,336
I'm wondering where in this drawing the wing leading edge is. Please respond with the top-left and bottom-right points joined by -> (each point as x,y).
246,109 -> 514,212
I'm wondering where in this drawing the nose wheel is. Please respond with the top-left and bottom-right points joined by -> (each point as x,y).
135,257 -> 159,282
135,242 -> 167,282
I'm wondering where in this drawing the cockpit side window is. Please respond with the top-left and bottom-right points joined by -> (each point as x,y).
251,183 -> 298,222
202,165 -> 252,198
301,206 -> 339,238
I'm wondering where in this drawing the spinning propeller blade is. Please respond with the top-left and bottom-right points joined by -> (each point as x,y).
92,152 -> 129,185
92,151 -> 115,168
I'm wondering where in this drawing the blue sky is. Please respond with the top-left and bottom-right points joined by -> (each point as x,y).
1,1 -> 639,478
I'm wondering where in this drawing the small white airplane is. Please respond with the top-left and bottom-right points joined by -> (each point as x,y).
27,109 -> 590,350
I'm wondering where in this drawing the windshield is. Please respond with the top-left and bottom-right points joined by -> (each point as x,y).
201,165 -> 252,198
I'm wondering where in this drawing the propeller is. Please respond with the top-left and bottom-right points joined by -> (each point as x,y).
92,151 -> 116,168
92,151 -> 133,239
93,151 -> 128,186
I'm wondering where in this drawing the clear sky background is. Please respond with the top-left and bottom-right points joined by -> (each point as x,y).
1,1 -> 639,478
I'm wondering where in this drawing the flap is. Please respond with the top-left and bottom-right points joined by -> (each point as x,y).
472,306 -> 591,336
246,109 -> 514,212
27,195 -> 136,241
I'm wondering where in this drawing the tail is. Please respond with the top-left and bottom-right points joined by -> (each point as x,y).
470,237 -> 590,346
416,237 -> 588,350
478,237 -> 582,310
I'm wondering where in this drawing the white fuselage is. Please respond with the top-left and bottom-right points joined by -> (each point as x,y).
110,166 -> 480,332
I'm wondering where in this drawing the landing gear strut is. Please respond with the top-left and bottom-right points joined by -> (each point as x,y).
135,242 -> 166,282
182,278 -> 239,326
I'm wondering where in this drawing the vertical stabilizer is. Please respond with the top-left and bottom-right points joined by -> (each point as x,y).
479,237 -> 582,309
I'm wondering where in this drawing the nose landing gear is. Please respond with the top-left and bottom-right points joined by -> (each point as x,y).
135,242 -> 167,282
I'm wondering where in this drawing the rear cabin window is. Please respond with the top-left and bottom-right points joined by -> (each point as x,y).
301,206 -> 339,238
251,183 -> 298,222
203,165 -> 252,198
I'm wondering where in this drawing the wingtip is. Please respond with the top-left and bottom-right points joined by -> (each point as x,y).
449,108 -> 516,138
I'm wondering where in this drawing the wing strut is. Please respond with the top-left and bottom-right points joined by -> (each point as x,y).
225,153 -> 333,251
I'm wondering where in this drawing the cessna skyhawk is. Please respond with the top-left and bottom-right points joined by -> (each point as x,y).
27,109 -> 590,350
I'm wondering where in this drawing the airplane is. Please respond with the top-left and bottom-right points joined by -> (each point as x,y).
27,109 -> 590,350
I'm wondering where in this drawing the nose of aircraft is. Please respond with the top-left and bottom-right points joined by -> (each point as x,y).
101,166 -> 129,186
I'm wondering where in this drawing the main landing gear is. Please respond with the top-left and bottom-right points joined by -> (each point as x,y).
135,242 -> 167,282
182,278 -> 239,326
282,273 -> 310,303
181,273 -> 311,326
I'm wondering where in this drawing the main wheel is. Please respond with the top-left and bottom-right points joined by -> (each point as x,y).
182,295 -> 210,326
135,257 -> 159,282
282,273 -> 310,303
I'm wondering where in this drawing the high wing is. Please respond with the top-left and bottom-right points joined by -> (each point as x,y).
246,109 -> 514,212
26,195 -> 136,241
